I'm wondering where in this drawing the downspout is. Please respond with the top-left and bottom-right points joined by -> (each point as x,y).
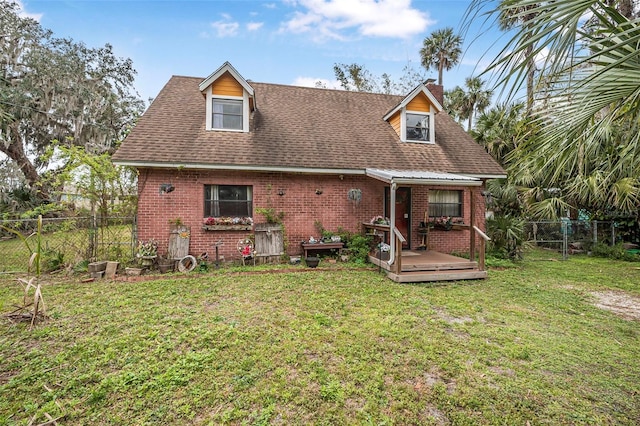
388,181 -> 397,266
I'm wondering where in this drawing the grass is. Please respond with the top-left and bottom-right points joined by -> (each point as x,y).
1,252 -> 639,425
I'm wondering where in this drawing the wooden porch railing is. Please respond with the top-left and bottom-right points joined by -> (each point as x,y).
472,225 -> 491,271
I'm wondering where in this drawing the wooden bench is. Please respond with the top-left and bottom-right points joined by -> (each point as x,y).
301,242 -> 344,258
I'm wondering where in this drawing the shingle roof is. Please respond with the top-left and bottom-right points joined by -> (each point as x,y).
113,75 -> 505,177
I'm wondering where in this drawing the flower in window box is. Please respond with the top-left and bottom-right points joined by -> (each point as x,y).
429,216 -> 453,230
203,216 -> 253,226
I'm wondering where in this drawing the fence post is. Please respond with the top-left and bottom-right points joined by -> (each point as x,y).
562,220 -> 568,260
131,216 -> 138,260
87,214 -> 97,261
612,222 -> 616,246
593,220 -> 598,246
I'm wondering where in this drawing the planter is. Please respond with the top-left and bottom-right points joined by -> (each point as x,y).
140,255 -> 157,267
202,224 -> 252,231
158,260 -> 175,273
374,250 -> 390,261
105,261 -> 119,279
125,267 -> 143,276
305,256 -> 320,268
88,261 -> 107,273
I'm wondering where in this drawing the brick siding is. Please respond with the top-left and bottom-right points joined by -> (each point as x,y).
137,168 -> 486,262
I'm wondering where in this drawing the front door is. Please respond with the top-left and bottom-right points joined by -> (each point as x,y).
385,187 -> 411,249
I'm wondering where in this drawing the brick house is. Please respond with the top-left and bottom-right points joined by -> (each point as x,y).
113,62 -> 505,278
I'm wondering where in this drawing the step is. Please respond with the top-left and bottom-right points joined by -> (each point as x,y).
388,269 -> 488,283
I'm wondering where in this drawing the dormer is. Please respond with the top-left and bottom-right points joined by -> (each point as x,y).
199,62 -> 255,132
383,82 -> 443,144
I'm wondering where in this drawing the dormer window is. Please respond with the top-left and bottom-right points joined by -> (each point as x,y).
406,113 -> 430,142
401,110 -> 434,144
200,63 -> 255,133
213,98 -> 243,130
383,84 -> 441,144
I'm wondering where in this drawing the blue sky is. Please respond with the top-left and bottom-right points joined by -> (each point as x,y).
20,0 -> 506,103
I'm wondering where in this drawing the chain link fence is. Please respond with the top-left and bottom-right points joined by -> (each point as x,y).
525,220 -> 617,259
0,216 -> 136,273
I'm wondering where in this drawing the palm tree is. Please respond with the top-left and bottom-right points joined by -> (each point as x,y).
444,77 -> 493,131
444,86 -> 467,125
497,2 -> 540,114
471,103 -> 526,165
466,0 -> 640,216
419,27 -> 462,86
462,77 -> 492,131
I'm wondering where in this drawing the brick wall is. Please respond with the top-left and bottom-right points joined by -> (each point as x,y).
137,168 -> 486,261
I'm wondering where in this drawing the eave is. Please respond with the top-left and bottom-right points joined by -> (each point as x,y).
365,168 -> 482,186
383,83 -> 444,122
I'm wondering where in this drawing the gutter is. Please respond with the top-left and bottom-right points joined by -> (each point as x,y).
112,160 -> 366,176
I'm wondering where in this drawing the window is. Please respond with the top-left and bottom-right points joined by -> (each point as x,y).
429,190 -> 462,217
406,113 -> 430,142
204,185 -> 252,217
212,99 -> 243,130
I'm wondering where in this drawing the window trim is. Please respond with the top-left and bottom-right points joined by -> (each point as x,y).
204,184 -> 253,218
401,108 -> 435,144
205,91 -> 250,132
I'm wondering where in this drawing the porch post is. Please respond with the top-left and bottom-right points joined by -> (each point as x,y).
469,188 -> 476,262
388,182 -> 397,268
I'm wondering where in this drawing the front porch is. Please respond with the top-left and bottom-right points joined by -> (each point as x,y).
368,249 -> 487,283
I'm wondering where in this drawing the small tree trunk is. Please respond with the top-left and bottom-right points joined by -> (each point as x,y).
1,140 -> 50,200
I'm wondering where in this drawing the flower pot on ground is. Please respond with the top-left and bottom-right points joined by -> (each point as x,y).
157,258 -> 175,273
305,256 -> 320,268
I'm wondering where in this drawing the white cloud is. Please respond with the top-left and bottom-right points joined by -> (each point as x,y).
14,0 -> 42,21
292,76 -> 343,89
211,19 -> 240,37
264,3 -> 277,9
247,22 -> 264,31
280,0 -> 433,41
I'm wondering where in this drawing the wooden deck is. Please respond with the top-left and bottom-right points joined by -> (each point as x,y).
369,250 -> 487,283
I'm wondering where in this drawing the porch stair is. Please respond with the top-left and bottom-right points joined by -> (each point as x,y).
387,269 -> 487,283
369,250 -> 488,283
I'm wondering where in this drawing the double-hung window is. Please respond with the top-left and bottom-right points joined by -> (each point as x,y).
406,113 -> 430,142
204,185 -> 252,217
429,190 -> 462,217
212,99 -> 243,130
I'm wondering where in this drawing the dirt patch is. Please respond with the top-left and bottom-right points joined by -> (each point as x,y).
433,307 -> 474,325
591,291 -> 640,321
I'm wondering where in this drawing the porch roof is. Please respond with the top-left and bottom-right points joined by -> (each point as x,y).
365,168 -> 482,186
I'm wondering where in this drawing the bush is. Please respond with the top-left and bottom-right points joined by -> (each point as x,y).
346,234 -> 371,264
591,243 -> 640,262
487,215 -> 526,260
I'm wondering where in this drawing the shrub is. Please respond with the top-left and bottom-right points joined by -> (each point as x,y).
487,215 -> 526,260
346,234 -> 371,264
591,243 -> 640,262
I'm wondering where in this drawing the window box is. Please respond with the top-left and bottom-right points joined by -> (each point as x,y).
202,224 -> 253,231
429,223 -> 467,231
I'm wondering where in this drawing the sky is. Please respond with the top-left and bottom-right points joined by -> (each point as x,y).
18,0 -> 508,104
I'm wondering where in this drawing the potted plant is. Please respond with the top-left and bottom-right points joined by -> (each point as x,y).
305,256 -> 320,268
137,239 -> 158,267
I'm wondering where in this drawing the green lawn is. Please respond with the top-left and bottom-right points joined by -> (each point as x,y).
1,253 -> 639,425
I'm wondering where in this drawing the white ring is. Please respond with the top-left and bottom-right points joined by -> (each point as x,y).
177,255 -> 197,272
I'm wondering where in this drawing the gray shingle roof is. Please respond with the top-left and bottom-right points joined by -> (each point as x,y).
113,75 -> 505,177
